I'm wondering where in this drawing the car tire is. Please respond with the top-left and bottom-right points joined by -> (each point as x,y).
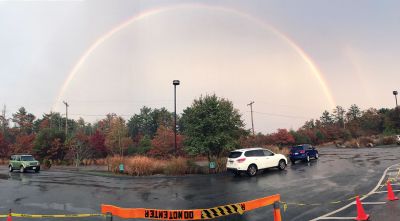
305,155 -> 310,162
35,168 -> 40,173
247,164 -> 258,177
9,165 -> 13,172
291,159 -> 296,164
278,160 -> 287,170
20,166 -> 24,173
315,153 -> 319,159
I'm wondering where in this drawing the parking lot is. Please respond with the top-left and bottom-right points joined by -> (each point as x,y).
1,146 -> 400,221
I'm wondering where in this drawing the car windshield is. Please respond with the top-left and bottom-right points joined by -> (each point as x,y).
21,156 -> 35,161
228,151 -> 242,158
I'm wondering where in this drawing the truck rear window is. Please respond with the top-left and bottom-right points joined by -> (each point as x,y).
228,151 -> 242,158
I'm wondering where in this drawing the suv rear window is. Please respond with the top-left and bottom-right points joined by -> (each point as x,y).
21,156 -> 35,161
228,151 -> 242,158
244,150 -> 264,157
291,146 -> 305,152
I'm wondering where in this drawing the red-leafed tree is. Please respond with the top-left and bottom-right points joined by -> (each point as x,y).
67,131 -> 93,167
10,134 -> 35,154
0,133 -> 10,158
148,126 -> 184,158
12,107 -> 35,135
270,129 -> 295,147
47,138 -> 65,160
89,130 -> 107,158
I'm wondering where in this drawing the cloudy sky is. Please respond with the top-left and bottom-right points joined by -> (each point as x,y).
0,0 -> 399,133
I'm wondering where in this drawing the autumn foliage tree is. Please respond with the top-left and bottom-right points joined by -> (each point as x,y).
0,133 -> 10,158
89,130 -> 107,158
33,128 -> 66,160
12,107 -> 35,135
104,114 -> 131,156
10,134 -> 35,154
269,129 -> 295,146
148,126 -> 184,158
66,131 -> 93,167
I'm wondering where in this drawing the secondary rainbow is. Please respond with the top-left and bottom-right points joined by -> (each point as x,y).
53,3 -> 336,111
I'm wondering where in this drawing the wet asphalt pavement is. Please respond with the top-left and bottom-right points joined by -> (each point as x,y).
0,146 -> 400,221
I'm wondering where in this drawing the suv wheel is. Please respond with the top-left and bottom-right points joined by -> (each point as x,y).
247,164 -> 258,177
9,165 -> 13,172
315,153 -> 319,159
291,159 -> 296,164
20,166 -> 25,173
278,160 -> 287,170
305,155 -> 310,162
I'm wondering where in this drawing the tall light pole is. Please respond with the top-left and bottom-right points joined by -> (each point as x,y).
173,80 -> 180,155
247,101 -> 255,136
393,91 -> 398,108
63,101 -> 69,137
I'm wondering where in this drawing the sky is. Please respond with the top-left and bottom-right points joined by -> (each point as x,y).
0,0 -> 399,133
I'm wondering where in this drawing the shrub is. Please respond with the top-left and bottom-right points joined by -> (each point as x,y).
267,145 -> 290,156
358,137 -> 374,147
125,156 -> 160,176
186,159 -> 208,174
344,139 -> 360,148
163,157 -> 188,175
375,136 -> 397,146
215,157 -> 227,173
0,158 -> 7,165
43,159 -> 52,169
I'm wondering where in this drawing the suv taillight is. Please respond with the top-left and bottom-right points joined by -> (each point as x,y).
299,150 -> 305,154
237,158 -> 246,163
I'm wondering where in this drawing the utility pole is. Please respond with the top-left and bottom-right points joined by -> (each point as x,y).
393,91 -> 398,108
63,101 -> 69,137
247,101 -> 255,136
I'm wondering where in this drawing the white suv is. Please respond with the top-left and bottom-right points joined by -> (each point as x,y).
226,147 -> 288,176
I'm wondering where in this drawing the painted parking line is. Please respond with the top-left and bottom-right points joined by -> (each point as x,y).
349,201 -> 386,205
379,183 -> 400,187
374,190 -> 400,194
310,163 -> 400,221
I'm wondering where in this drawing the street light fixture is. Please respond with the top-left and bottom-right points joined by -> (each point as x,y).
393,91 -> 398,108
173,80 -> 180,155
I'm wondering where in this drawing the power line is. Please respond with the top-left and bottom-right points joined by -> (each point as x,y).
252,111 -> 312,120
68,113 -> 134,117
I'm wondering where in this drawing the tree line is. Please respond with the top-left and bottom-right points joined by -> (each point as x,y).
242,105 -> 400,147
0,95 -> 399,165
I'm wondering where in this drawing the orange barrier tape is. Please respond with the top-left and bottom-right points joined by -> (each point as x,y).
101,194 -> 280,220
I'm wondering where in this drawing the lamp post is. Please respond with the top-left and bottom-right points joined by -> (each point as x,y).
173,80 -> 180,155
394,91 -> 398,108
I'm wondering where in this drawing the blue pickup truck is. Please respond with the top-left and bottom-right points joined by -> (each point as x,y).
289,144 -> 319,164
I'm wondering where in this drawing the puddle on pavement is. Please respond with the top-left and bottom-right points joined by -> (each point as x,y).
24,202 -> 93,213
0,174 -> 10,180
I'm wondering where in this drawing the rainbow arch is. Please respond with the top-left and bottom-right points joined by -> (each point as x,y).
53,3 -> 336,111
